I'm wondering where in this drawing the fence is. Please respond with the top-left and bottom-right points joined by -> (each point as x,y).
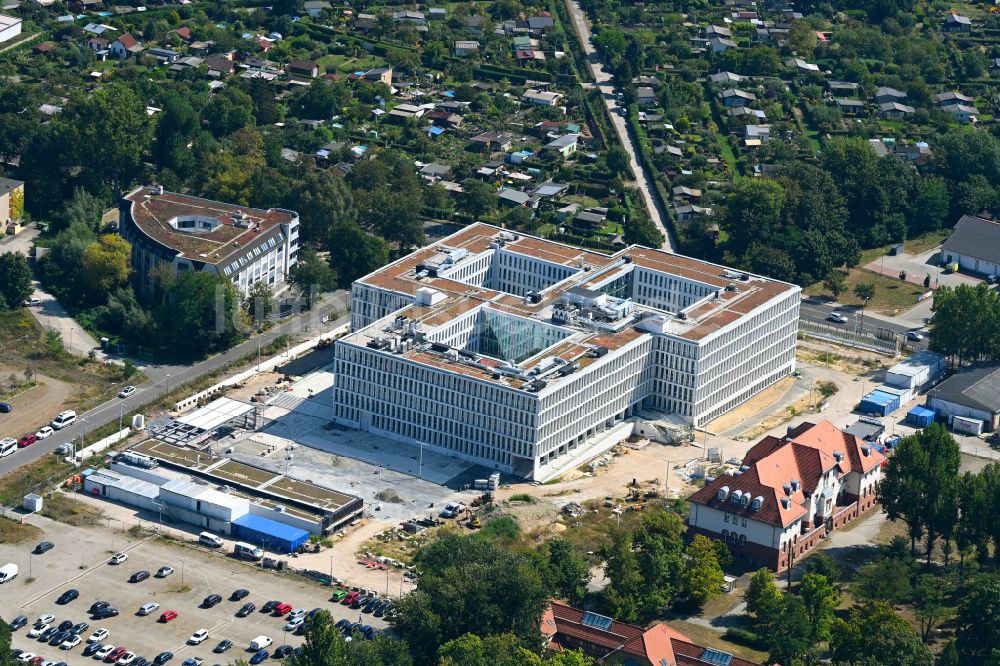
799,320 -> 900,356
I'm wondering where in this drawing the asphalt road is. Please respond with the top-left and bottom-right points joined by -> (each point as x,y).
799,298 -> 929,349
562,0 -> 674,251
0,292 -> 349,479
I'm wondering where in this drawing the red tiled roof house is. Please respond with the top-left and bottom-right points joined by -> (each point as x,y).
688,420 -> 884,571
542,601 -> 763,666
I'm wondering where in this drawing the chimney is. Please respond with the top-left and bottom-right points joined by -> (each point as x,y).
782,483 -> 792,496
790,479 -> 800,492
833,451 -> 844,463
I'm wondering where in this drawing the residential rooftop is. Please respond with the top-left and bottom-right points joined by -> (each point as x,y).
121,186 -> 297,266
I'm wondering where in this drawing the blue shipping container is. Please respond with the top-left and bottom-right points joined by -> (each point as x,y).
907,405 -> 935,428
859,390 -> 901,417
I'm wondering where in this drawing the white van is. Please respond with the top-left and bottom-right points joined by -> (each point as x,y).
198,532 -> 224,548
0,563 -> 18,583
249,636 -> 272,651
51,410 -> 77,430
0,438 -> 16,458
234,542 -> 263,561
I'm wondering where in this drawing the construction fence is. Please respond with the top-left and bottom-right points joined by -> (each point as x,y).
799,320 -> 900,356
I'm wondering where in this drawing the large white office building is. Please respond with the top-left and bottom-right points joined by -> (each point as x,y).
334,223 -> 800,479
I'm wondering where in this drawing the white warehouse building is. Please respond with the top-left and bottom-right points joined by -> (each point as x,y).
334,223 -> 800,479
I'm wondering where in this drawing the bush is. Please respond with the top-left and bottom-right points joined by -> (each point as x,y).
509,493 -> 535,503
723,627 -> 763,648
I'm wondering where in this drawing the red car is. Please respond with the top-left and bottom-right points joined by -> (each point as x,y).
17,434 -> 37,448
341,592 -> 359,606
273,603 -> 293,616
106,647 -> 127,663
159,610 -> 178,623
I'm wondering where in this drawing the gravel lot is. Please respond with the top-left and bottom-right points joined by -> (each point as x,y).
3,515 -> 387,665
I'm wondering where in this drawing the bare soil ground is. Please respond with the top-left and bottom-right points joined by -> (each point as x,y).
704,376 -> 797,435
0,514 -> 42,544
0,369 -> 74,439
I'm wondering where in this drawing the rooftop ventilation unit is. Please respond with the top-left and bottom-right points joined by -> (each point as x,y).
151,184 -> 164,195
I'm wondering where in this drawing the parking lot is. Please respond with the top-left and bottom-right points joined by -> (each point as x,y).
3,515 -> 388,665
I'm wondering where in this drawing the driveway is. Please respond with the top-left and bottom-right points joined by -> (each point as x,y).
865,247 -> 982,290
562,0 -> 674,251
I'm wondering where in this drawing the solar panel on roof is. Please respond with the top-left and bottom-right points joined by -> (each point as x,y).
580,611 -> 613,631
702,648 -> 733,666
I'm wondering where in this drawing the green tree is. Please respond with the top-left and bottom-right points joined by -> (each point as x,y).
0,617 -> 13,666
156,271 -> 243,359
930,284 -> 1000,365
956,576 -> 1000,665
81,235 -> 132,297
722,179 -> 786,258
855,554 -> 912,604
853,282 -> 875,303
289,610 -> 411,666
913,574 -> 949,641
287,169 -> 357,246
461,179 -> 496,219
631,510 -> 686,615
766,595 -> 814,665
390,534 -> 549,666
599,526 -> 643,622
288,248 -> 338,304
799,573 -> 838,642
824,271 -> 847,299
679,534 -> 725,606
623,216 -> 664,248
203,86 -> 255,136
606,146 -> 631,178
0,252 -> 33,312
744,568 -> 782,626
437,633 -> 592,666
55,187 -> 108,234
830,601 -> 933,666
242,281 -> 274,324
539,539 -> 590,606
327,222 -> 390,288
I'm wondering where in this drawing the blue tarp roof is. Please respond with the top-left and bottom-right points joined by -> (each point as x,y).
908,405 -> 935,417
232,513 -> 309,542
862,390 -> 897,406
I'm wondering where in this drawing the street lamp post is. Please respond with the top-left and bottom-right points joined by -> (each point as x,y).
418,442 -> 423,479
181,559 -> 185,588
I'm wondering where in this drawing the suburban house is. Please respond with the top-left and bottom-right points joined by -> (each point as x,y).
109,31 -> 143,58
454,40 -> 479,57
704,24 -> 733,38
303,1 -> 331,18
941,214 -> 1000,277
944,13 -> 972,31
942,103 -> 978,123
0,177 -> 25,235
688,420 -> 884,571
354,13 -> 378,30
672,186 -> 701,200
709,36 -> 737,52
743,124 -> 770,147
497,189 -> 535,208
428,8 -> 446,20
288,59 -> 319,78
729,106 -> 766,121
470,131 -> 513,152
827,80 -> 859,96
147,47 -> 180,64
935,91 -> 975,107
636,87 -> 656,105
835,99 -> 865,115
205,56 -> 235,77
709,71 -> 742,87
543,134 -> 579,158
785,57 -> 819,72
874,86 -> 906,104
362,67 -> 392,85
392,10 -> 425,25
522,89 -> 563,107
720,88 -> 756,108
541,602 -> 763,666
879,102 -> 914,119
926,363 -> 1000,433
673,203 -> 712,222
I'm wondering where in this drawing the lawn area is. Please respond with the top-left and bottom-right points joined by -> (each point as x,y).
805,268 -> 927,314
40,490 -> 104,527
904,228 -> 950,255
317,53 -> 384,74
0,515 -> 42,545
0,452 -> 74,506
669,620 -> 769,664
713,132 -> 740,180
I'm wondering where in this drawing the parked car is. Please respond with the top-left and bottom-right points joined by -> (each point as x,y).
116,652 -> 136,665
201,595 -> 222,608
0,402 -> 12,413
334,619 -> 350,632
70,623 -> 89,635
118,387 -> 136,399
212,640 -> 232,654
154,566 -> 173,578
128,571 -> 150,584
56,621 -> 73,633
34,615 -> 55,627
137,603 -> 159,617
260,601 -> 280,614
60,636 -> 81,651
11,616 -> 28,631
248,651 -> 268,665
235,603 -> 255,618
48,631 -> 70,646
187,630 -> 209,645
82,644 -> 103,657
341,592 -> 359,606
39,627 -> 58,641
18,434 -> 38,448
88,602 -> 110,615
87,629 -> 109,644
180,659 -> 202,666
272,646 -> 293,659
94,645 -> 116,660
230,588 -> 249,601
153,652 -> 173,665
158,611 -> 177,623
17,654 -> 37,664
92,609 -> 119,620
272,604 -> 292,616
283,618 -> 303,632
105,647 -> 127,663
108,553 -> 127,565
330,590 -> 348,602
56,589 -> 78,605
26,625 -> 48,639
33,542 -> 54,555
35,426 -> 54,440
